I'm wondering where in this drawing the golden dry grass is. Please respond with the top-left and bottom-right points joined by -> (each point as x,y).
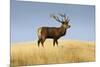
10,40 -> 95,66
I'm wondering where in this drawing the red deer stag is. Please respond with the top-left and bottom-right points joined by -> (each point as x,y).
37,14 -> 70,47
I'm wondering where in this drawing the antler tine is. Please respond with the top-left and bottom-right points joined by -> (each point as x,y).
59,13 -> 66,21
50,14 -> 62,22
67,16 -> 70,21
55,16 -> 62,22
66,16 -> 70,23
59,13 -> 65,17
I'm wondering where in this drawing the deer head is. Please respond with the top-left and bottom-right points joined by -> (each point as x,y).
50,13 -> 71,29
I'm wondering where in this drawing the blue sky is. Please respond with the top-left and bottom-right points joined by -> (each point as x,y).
11,0 -> 95,42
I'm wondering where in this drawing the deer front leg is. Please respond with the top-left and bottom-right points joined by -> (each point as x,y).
53,39 -> 56,47
55,40 -> 58,46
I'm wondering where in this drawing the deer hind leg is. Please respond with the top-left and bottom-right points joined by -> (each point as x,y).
41,37 -> 46,47
38,39 -> 41,47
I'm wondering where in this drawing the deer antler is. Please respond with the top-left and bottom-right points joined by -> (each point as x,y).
50,14 -> 62,22
66,17 -> 70,22
50,13 -> 70,23
59,13 -> 66,21
59,13 -> 70,22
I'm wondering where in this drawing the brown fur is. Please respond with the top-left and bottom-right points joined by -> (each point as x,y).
37,14 -> 71,47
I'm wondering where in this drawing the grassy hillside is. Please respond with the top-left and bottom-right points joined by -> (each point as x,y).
10,40 -> 95,66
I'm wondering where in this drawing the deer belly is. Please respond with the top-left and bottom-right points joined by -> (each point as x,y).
46,36 -> 54,38
46,34 -> 60,39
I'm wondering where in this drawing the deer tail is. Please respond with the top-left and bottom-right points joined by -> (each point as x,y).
37,27 -> 42,39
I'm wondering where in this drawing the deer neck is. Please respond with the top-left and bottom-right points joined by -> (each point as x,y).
60,25 -> 67,36
61,25 -> 67,30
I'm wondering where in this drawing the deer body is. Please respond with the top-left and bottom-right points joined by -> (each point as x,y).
37,14 -> 70,47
